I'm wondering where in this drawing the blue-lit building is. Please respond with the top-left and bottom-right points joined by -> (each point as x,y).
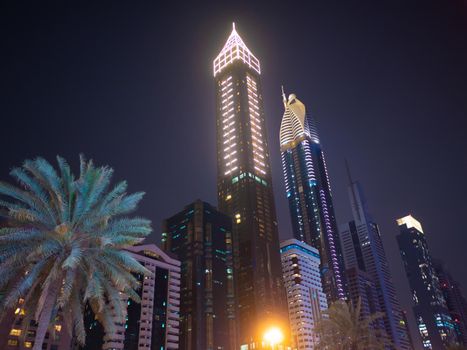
433,260 -> 467,346
397,215 -> 456,349
162,200 -> 235,350
279,91 -> 346,302
339,175 -> 412,349
280,239 -> 327,350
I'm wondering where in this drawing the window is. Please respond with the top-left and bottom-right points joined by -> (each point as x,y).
10,329 -> 21,336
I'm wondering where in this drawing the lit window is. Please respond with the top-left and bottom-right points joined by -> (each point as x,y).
10,329 -> 21,336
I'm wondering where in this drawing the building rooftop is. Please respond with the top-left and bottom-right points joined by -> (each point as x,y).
397,214 -> 424,234
213,23 -> 260,77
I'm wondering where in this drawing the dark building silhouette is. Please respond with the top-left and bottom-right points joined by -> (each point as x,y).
279,91 -> 346,302
213,24 -> 287,348
162,200 -> 235,350
433,260 -> 467,345
397,215 -> 456,349
339,172 -> 412,349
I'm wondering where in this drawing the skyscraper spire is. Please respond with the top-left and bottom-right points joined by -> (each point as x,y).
281,85 -> 287,106
213,23 -> 260,76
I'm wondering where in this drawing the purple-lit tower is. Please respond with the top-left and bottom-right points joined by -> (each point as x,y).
279,91 -> 346,302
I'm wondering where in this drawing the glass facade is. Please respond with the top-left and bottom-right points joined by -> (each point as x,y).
162,200 -> 235,350
397,215 -> 456,349
340,180 -> 412,349
280,92 -> 346,302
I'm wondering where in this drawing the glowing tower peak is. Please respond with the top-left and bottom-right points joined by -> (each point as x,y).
213,23 -> 261,76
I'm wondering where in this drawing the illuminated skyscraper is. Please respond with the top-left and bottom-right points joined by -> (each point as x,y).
397,215 -> 456,349
280,239 -> 327,350
339,172 -> 412,349
279,91 -> 346,301
433,260 -> 467,346
214,24 -> 287,348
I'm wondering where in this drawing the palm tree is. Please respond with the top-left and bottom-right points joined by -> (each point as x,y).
0,155 -> 152,350
314,298 -> 386,350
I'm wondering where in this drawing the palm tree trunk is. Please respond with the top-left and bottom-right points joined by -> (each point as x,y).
32,287 -> 58,350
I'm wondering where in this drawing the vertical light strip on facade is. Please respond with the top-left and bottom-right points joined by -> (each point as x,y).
246,74 -> 266,176
221,76 -> 238,176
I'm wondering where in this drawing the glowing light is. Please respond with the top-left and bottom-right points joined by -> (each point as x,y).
9,329 -> 21,336
397,215 -> 424,233
213,23 -> 261,76
263,327 -> 284,346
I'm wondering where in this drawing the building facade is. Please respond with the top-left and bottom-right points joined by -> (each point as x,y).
214,24 -> 287,348
345,267 -> 387,343
433,260 -> 467,345
162,200 -> 235,350
81,243 -> 181,350
397,215 -> 456,349
0,310 -> 72,350
279,91 -> 346,302
339,175 -> 412,349
280,239 -> 328,350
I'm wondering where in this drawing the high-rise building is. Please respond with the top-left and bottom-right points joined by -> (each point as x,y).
345,267 -> 387,343
80,243 -> 181,350
280,239 -> 328,350
0,310 -> 71,350
162,200 -> 235,350
339,172 -> 412,349
433,260 -> 467,345
279,91 -> 346,302
397,215 -> 456,349
214,24 -> 287,348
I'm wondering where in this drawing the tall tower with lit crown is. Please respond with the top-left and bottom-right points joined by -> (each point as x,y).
214,24 -> 287,349
397,215 -> 456,349
279,91 -> 346,302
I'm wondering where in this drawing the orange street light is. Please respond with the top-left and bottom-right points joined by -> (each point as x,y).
263,326 -> 284,349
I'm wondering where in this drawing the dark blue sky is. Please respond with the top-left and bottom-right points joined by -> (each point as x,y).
1,1 -> 466,348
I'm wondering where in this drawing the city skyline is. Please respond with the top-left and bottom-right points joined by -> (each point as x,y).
1,1 -> 467,349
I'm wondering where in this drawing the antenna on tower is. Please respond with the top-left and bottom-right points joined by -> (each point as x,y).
232,22 -> 236,31
281,85 -> 287,105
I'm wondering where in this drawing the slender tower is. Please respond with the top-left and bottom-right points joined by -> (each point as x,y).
214,24 -> 287,348
279,91 -> 346,301
339,167 -> 412,349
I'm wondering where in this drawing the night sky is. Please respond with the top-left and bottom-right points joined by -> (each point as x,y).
2,1 -> 466,348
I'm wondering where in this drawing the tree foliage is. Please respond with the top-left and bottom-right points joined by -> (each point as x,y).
0,155 -> 152,350
314,298 -> 387,350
